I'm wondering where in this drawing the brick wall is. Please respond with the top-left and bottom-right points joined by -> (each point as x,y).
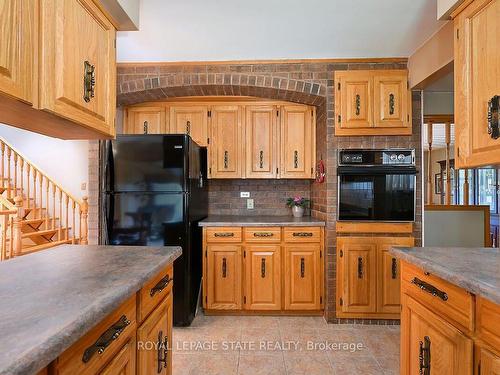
87,59 -> 422,324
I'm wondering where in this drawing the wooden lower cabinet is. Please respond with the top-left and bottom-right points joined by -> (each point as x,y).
481,349 -> 500,375
401,294 -> 473,375
100,338 -> 136,375
336,236 -> 414,318
202,226 -> 324,313
206,244 -> 243,310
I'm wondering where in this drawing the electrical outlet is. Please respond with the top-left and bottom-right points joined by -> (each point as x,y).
240,192 -> 250,198
246,199 -> 254,209
81,182 -> 87,191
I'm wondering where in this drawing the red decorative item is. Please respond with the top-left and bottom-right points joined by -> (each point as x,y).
315,159 -> 325,183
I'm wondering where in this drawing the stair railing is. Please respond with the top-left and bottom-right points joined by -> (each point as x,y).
0,137 -> 88,258
0,195 -> 22,260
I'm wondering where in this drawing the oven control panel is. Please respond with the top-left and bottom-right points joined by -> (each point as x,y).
339,149 -> 415,166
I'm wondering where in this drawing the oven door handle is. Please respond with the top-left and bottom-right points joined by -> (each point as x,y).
337,166 -> 417,175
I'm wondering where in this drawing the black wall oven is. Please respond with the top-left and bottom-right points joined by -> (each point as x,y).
338,149 -> 416,222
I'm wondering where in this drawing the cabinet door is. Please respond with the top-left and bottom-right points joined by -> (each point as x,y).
137,294 -> 172,375
245,105 -> 278,178
0,0 -> 35,103
124,106 -> 166,134
373,72 -> 409,128
169,105 -> 208,146
455,0 -> 500,168
377,237 -> 414,314
338,237 -> 376,313
481,349 -> 500,375
210,105 -> 244,178
337,71 -> 373,129
284,244 -> 321,310
39,0 -> 116,136
206,245 -> 242,309
280,105 -> 314,179
401,294 -> 473,375
244,244 -> 281,310
99,338 -> 136,375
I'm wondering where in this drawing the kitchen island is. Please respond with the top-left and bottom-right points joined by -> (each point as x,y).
0,245 -> 181,375
390,246 -> 500,375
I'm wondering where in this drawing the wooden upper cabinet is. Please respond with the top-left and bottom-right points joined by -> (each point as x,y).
454,0 -> 500,168
284,244 -> 321,310
206,244 -> 242,310
0,0 -> 35,104
39,0 -> 116,137
373,72 -> 409,128
245,105 -> 278,178
244,244 -> 281,310
210,105 -> 244,178
335,70 -> 411,136
481,349 -> 500,375
280,105 -> 315,179
169,105 -> 209,146
124,106 -> 166,134
401,295 -> 473,375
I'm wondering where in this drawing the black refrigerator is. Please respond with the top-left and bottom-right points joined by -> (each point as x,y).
100,134 -> 208,326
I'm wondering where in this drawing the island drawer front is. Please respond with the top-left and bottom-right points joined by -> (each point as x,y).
54,295 -> 137,375
401,261 -> 474,333
244,227 -> 281,242
205,227 -> 242,243
477,297 -> 500,351
283,227 -> 321,243
138,264 -> 173,323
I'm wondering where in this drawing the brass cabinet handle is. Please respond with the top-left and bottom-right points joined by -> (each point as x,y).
419,336 -> 431,375
261,258 -> 266,278
411,277 -> 448,301
292,232 -> 313,237
82,315 -> 131,363
224,151 -> 229,169
143,121 -> 148,134
389,93 -> 395,115
83,61 -> 96,103
300,257 -> 305,278
487,95 -> 499,139
357,257 -> 363,279
222,258 -> 227,278
294,151 -> 299,168
253,232 -> 273,237
259,150 -> 264,168
214,232 -> 234,237
355,94 -> 361,115
391,258 -> 397,279
186,120 -> 191,135
157,330 -> 168,373
150,274 -> 171,297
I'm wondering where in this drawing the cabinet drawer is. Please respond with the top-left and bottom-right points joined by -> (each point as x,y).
205,227 -> 242,242
401,261 -> 474,332
283,227 -> 321,243
477,297 -> 500,351
54,296 -> 136,375
138,265 -> 173,323
244,227 -> 281,242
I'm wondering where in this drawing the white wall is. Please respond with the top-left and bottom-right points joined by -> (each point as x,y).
0,124 -> 89,199
423,91 -> 454,115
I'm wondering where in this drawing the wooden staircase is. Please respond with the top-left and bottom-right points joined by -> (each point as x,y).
0,138 -> 88,260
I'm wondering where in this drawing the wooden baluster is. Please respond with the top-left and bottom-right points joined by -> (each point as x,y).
12,196 -> 23,257
0,142 -> 4,183
463,169 -> 470,205
445,122 -> 452,205
26,164 -> 31,210
1,215 -> 6,261
6,148 -> 11,199
65,194 -> 69,241
52,183 -> 56,230
13,153 -> 18,198
426,122 -> 433,205
8,216 -> 13,259
38,172 -> 43,220
80,197 -> 88,245
19,159 -> 24,197
33,169 -> 37,218
72,200 -> 76,244
45,180 -> 50,229
58,189 -> 62,241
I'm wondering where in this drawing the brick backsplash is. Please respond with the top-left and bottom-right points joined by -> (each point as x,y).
87,59 -> 421,324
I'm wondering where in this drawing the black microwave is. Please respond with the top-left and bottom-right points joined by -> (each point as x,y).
337,149 -> 416,222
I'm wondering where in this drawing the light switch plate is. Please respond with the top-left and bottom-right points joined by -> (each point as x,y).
247,199 -> 254,209
240,192 -> 250,198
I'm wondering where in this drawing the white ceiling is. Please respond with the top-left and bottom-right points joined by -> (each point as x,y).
117,0 -> 445,62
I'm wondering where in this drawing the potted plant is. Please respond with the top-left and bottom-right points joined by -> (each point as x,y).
286,196 -> 310,218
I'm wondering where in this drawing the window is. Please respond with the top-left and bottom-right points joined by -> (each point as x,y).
477,169 -> 498,213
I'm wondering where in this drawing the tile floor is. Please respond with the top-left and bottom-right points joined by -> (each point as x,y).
172,313 -> 400,375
